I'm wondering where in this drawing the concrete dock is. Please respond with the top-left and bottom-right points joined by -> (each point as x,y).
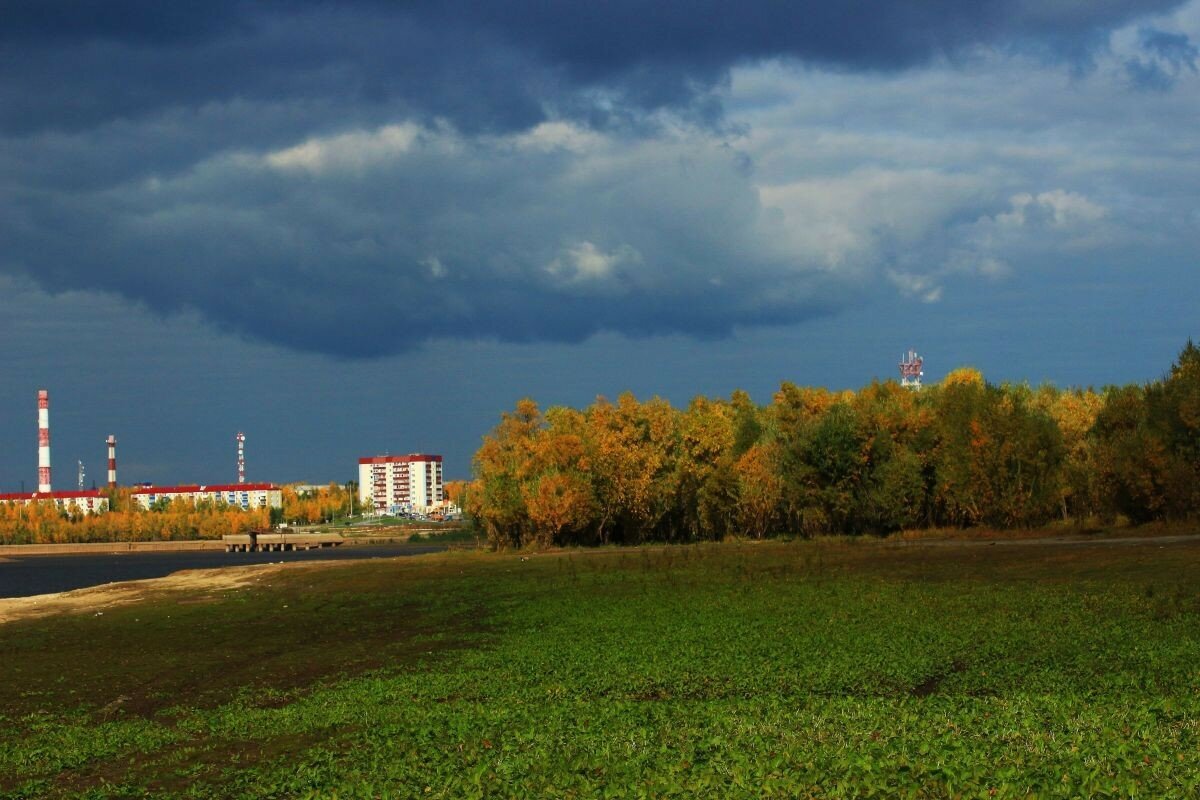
222,532 -> 345,552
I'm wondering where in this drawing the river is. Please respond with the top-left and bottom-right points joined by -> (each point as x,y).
0,543 -> 449,599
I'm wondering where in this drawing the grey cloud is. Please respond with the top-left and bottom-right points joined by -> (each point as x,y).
1141,27 -> 1200,66
1125,27 -> 1199,89
3,125 -> 839,357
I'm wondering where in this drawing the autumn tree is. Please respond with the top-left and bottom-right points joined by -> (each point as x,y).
735,442 -> 782,538
675,396 -> 737,541
851,380 -> 932,533
1092,385 -> 1164,522
1092,343 -> 1200,523
771,382 -> 841,535
472,398 -> 542,548
444,480 -> 470,510
1145,340 -> 1200,517
931,378 -> 1064,527
1034,385 -> 1104,520
585,393 -> 680,544
520,407 -> 596,546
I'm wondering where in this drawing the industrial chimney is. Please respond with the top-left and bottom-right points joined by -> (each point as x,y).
37,389 -> 51,493
107,435 -> 117,488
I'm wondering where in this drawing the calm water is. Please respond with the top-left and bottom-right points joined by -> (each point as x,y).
0,543 -> 448,599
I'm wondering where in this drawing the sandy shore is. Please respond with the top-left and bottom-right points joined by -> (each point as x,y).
0,561 -> 293,625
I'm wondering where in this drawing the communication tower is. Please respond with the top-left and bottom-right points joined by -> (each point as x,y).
236,432 -> 246,484
77,460 -> 86,490
899,349 -> 924,390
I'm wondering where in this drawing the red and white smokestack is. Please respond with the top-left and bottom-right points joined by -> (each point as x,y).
236,431 -> 246,484
107,435 -> 117,488
37,389 -> 51,493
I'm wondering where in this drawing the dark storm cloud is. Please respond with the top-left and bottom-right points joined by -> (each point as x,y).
448,0 -> 1181,73
3,124 -> 840,356
0,1 -> 244,44
1,0 -> 1186,136
0,0 -> 1192,358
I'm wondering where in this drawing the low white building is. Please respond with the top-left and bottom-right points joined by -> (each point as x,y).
0,490 -> 109,515
358,454 -> 444,515
131,483 -> 282,511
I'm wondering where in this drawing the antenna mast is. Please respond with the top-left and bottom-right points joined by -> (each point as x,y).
236,432 -> 246,484
899,349 -> 924,390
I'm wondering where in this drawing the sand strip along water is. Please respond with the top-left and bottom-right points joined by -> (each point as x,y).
0,561 -> 320,625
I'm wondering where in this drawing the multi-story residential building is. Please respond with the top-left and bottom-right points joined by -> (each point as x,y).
357,454 -> 443,515
131,483 -> 282,511
0,490 -> 109,515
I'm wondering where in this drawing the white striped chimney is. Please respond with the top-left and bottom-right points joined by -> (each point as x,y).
37,389 -> 51,493
107,435 -> 117,488
236,431 -> 246,484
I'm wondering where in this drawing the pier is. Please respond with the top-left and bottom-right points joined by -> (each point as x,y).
222,532 -> 344,552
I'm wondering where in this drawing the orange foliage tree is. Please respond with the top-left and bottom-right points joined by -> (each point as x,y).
281,483 -> 352,525
461,341 -> 1200,548
0,498 -> 270,546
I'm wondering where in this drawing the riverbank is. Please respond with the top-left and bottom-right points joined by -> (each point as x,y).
0,560 -> 285,625
0,542 -> 452,599
0,540 -> 226,556
0,526 -> 478,557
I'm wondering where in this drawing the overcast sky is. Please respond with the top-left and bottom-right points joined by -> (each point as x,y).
2,0 -> 1198,488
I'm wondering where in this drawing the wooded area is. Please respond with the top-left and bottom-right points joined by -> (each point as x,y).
0,485 -> 349,545
467,342 -> 1200,548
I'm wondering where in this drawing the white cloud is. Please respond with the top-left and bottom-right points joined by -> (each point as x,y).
512,121 -> 605,153
886,270 -> 943,303
995,190 -> 1107,228
422,256 -> 448,279
546,241 -> 641,284
976,255 -> 1013,279
757,169 -> 988,274
264,123 -> 423,174
943,250 -> 1013,280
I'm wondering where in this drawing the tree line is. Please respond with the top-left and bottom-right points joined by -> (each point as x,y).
0,488 -> 272,545
465,342 -> 1200,548
0,484 -> 353,545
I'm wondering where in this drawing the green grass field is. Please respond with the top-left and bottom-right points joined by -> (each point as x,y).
2,537 -> 1199,798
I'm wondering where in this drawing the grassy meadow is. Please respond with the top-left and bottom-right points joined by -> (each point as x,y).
2,537 -> 1199,798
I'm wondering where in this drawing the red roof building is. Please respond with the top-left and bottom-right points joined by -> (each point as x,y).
0,489 -> 109,515
130,483 -> 282,510
357,454 -> 444,515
